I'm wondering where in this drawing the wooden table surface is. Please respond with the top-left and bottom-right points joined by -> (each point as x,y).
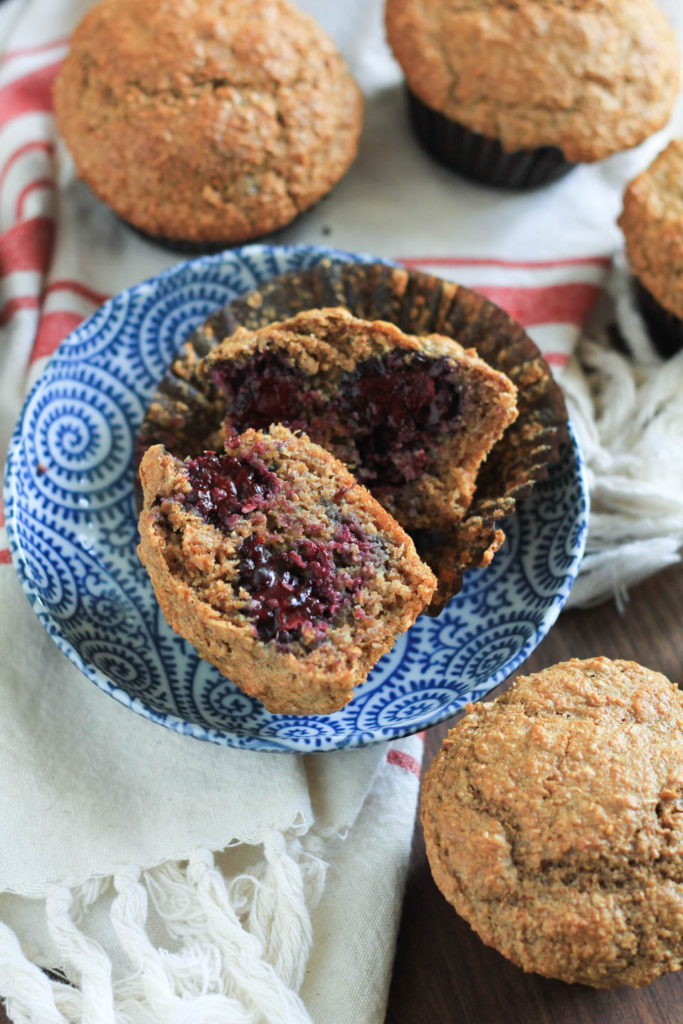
1,564 -> 681,1024
385,561 -> 683,1024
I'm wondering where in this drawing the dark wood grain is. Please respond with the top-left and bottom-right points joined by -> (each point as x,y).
385,562 -> 683,1024
1,565 -> 681,1024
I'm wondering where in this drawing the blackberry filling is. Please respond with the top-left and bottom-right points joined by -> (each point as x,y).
333,351 -> 462,487
237,534 -> 364,645
212,348 -> 462,490
210,350 -> 324,432
184,449 -> 277,531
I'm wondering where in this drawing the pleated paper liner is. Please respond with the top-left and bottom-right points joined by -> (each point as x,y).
634,279 -> 683,360
135,260 -> 569,614
407,89 -> 575,190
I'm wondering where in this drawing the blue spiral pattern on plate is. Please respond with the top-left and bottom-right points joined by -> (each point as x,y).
4,244 -> 588,752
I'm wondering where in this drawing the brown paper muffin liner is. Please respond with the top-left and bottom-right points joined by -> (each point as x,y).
407,89 -> 575,190
121,217 -> 295,256
136,260 -> 569,614
634,279 -> 683,360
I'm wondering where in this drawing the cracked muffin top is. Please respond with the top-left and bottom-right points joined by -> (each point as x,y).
385,0 -> 680,162
54,0 -> 362,245
421,657 -> 683,988
619,140 -> 683,320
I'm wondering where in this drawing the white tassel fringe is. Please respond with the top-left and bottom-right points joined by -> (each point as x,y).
565,258 -> 683,609
0,834 -> 325,1024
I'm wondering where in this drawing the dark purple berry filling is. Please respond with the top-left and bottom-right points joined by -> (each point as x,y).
210,350 -> 324,433
184,449 -> 277,531
332,351 -> 462,487
237,533 -> 365,645
212,348 -> 462,491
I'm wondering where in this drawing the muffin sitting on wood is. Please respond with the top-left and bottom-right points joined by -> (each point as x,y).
54,0 -> 362,249
422,657 -> 683,988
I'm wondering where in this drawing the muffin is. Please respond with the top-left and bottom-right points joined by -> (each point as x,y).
422,657 -> 683,988
619,140 -> 683,359
195,307 -> 519,531
54,0 -> 362,250
385,0 -> 680,189
136,260 -> 569,613
137,426 -> 436,715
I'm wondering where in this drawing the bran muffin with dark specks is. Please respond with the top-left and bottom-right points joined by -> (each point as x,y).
385,0 -> 680,188
421,657 -> 683,987
54,0 -> 362,248
619,140 -> 683,358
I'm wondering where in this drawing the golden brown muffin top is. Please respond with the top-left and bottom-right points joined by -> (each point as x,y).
54,0 -> 362,244
385,0 -> 680,162
619,139 -> 683,320
421,657 -> 683,988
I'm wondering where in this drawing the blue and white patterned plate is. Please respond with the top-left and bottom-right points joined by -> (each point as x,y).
4,244 -> 588,752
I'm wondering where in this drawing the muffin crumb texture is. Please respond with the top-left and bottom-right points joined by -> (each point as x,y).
137,426 -> 436,715
386,0 -> 680,162
54,0 -> 362,244
421,657 -> 683,988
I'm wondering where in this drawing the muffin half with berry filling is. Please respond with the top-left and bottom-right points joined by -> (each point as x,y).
136,260 -> 568,613
137,424 -> 436,715
195,307 -> 518,531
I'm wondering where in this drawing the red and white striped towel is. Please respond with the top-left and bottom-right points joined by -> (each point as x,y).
1,1 -> 682,1022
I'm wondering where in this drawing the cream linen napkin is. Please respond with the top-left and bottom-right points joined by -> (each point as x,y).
1,0 -> 683,1021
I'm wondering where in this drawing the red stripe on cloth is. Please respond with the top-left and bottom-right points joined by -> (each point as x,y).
399,255 -> 611,270
0,294 -> 39,326
0,216 -> 54,275
387,748 -> 421,779
0,60 -> 61,124
0,550 -> 11,565
544,352 -> 570,367
16,176 -> 54,219
474,282 -> 600,328
46,279 -> 111,306
31,310 -> 82,362
0,140 -> 54,193
1,37 -> 70,62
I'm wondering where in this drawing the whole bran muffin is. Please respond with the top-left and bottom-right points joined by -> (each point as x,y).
619,140 -> 683,358
54,0 -> 362,248
421,657 -> 683,988
138,426 -> 436,715
195,307 -> 519,531
385,0 -> 680,188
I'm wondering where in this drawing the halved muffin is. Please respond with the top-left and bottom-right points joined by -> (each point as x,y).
196,307 -> 519,530
137,425 -> 436,715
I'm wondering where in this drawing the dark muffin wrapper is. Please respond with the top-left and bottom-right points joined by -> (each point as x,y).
135,260 -> 569,614
120,210 -> 306,255
407,89 -> 575,190
634,279 -> 683,360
